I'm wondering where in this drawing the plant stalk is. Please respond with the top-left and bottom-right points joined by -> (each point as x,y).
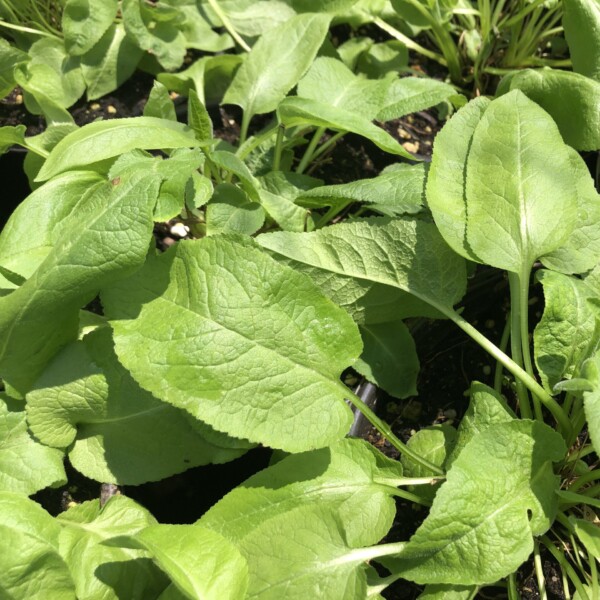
204,0 -> 251,52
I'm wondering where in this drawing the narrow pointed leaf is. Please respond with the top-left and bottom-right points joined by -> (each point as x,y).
381,421 -> 566,585
223,13 -> 331,119
101,237 -> 362,452
37,117 -> 200,181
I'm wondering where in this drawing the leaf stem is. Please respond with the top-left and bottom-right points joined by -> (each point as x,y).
273,124 -> 285,171
534,540 -> 548,600
296,126 -> 325,175
540,536 -> 591,600
204,0 -> 251,52
239,111 -> 251,147
345,388 -> 444,475
0,18 -> 57,37
493,313 -> 511,394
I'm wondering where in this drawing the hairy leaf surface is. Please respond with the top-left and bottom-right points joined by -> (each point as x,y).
63,0 -> 119,56
563,0 -> 600,81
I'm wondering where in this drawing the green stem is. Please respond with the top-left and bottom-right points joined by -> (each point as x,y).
236,121 -> 278,160
557,490 -> 600,510
534,540 -> 548,600
372,16 -> 447,66
314,200 -> 353,229
310,131 -> 345,163
439,305 -> 572,435
569,469 -> 600,493
494,313 -> 512,394
273,124 -> 285,172
239,111 -> 251,147
508,272 -> 533,419
345,388 -> 444,475
540,536 -> 591,600
385,486 -> 432,506
0,18 -> 57,37
205,0 -> 251,52
508,573 -> 521,600
296,126 -> 325,175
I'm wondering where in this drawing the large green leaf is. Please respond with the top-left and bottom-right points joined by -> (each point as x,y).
498,69 -> 600,151
278,96 -> 414,159
0,492 -> 76,599
534,270 -> 598,392
57,496 -> 168,599
124,524 -> 248,600
27,327 -> 245,485
381,420 -> 566,585
223,13 -> 331,120
563,0 -> 600,81
62,0 -> 119,56
0,394 -> 65,495
541,147 -> 600,274
0,171 -> 104,288
80,23 -> 143,100
0,172 -> 160,394
37,117 -> 200,181
429,91 -> 577,274
101,237 -> 362,452
201,438 -> 402,543
257,217 -> 467,322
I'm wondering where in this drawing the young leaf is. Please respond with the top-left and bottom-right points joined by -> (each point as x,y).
206,183 -> 265,236
534,270 -> 598,392
417,585 -> 479,600
27,327 -> 245,485
278,96 -> 414,159
223,13 -> 331,121
201,438 -> 402,544
124,524 -> 248,600
0,124 -> 26,154
402,425 -> 457,479
80,23 -> 143,100
498,69 -> 600,151
37,117 -> 201,181
257,217 -> 467,322
0,39 -> 28,97
187,88 -> 213,140
445,382 -> 515,467
57,496 -> 168,599
579,353 -> 600,457
540,147 -> 600,274
144,80 -> 177,121
289,0 -> 360,12
0,492 -> 76,599
380,420 -> 566,585
0,173 -> 160,394
101,237 -> 362,452
122,0 -> 187,70
0,394 -> 66,495
62,0 -> 119,56
354,320 -> 419,399
563,0 -> 600,81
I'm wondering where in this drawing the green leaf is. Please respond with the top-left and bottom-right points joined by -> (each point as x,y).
534,270 -> 598,392
0,38 -> 28,98
0,394 -> 66,495
0,493 -> 76,599
278,96 -> 414,159
62,0 -> 119,56
563,0 -> 600,81
356,40 -> 408,79
571,517 -> 600,558
27,327 -> 245,485
354,320 -> 419,399
126,524 -> 248,600
381,420 -> 566,585
122,0 -> 187,70
0,173 -> 160,394
289,0 -> 360,12
210,149 -> 261,201
298,163 -> 425,216
187,88 -> 213,140
417,584 -> 478,600
209,0 -> 297,37
446,382 -> 515,467
37,116 -> 200,181
57,496 -> 168,599
402,425 -> 456,478
144,80 -> 177,121
430,91 -> 577,273
257,217 -> 467,323
201,438 -> 402,543
540,147 -> 600,274
498,69 -> 600,151
0,171 -> 105,286
223,13 -> 331,120
0,123 -> 26,154
297,56 -> 389,119
206,183 -> 265,236
377,77 -> 461,121
101,237 -> 362,452
579,353 -> 600,457
80,23 -> 143,100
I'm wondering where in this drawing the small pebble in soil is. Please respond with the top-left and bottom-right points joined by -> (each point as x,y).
170,222 -> 189,238
90,103 -> 101,111
402,141 -> 420,153
482,364 -> 492,376
107,105 -> 117,114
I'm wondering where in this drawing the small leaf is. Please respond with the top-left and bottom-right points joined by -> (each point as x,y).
381,420 -> 566,585
37,117 -> 200,181
206,183 -> 265,236
223,13 -> 331,120
354,320 -> 419,399
579,353 -> 600,457
57,496 -> 168,599
188,88 -> 213,140
128,524 -> 248,600
102,237 -> 363,452
144,80 -> 177,121
62,0 -> 119,56
0,394 -> 66,495
278,96 -> 414,159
